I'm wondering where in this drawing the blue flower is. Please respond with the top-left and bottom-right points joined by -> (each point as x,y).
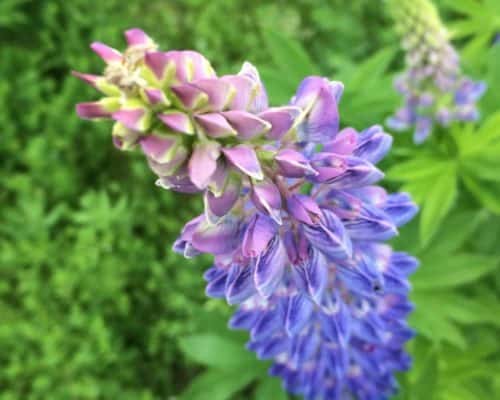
178,77 -> 419,399
386,0 -> 486,143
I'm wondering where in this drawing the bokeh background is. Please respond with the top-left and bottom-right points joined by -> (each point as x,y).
1,0 -> 500,399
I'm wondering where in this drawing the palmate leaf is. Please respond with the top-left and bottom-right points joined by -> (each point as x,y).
461,153 -> 500,182
444,0 -> 500,69
338,47 -> 399,128
463,175 -> 500,214
412,252 -> 498,290
402,333 -> 500,400
254,377 -> 288,400
411,350 -> 438,400
260,29 -> 318,104
261,29 -> 318,81
419,166 -> 457,246
454,111 -> 500,156
450,111 -> 500,213
393,209 -> 499,349
419,210 -> 483,255
481,45 -> 500,115
409,304 -> 467,349
437,331 -> 500,400
178,330 -> 272,400
259,31 -> 399,127
179,333 -> 257,369
386,156 -> 452,181
387,157 -> 458,246
180,368 -> 259,400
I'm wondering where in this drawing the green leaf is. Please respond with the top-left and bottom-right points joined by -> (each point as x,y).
462,32 -> 494,70
443,0 -> 485,16
386,157 -> 450,182
254,377 -> 288,400
180,368 -> 259,400
413,291 -> 500,329
439,293 -> 500,328
413,253 -> 498,290
261,29 -> 317,82
410,306 -> 466,349
419,164 -> 457,246
411,351 -> 438,400
400,179 -> 433,205
458,111 -> 500,156
419,210 -> 482,254
337,47 -> 399,128
344,47 -> 396,91
179,334 -> 257,369
259,66 -> 297,105
461,154 -> 500,182
463,175 -> 500,214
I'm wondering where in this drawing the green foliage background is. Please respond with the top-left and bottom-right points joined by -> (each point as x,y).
0,0 -> 499,399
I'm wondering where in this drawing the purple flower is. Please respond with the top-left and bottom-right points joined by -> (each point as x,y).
387,0 -> 486,143
75,29 -> 419,400
74,28 -> 302,215
174,74 -> 418,399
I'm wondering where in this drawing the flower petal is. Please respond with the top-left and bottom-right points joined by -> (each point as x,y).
155,167 -> 199,193
188,142 -> 221,189
140,134 -> 179,163
191,217 -> 241,255
220,75 -> 255,110
285,293 -> 315,336
275,148 -> 317,178
90,42 -> 122,63
383,193 -> 418,227
254,237 -> 287,298
286,194 -> 322,226
292,77 -> 342,142
250,180 -> 282,224
225,263 -> 256,305
242,214 -> 277,258
303,209 -> 352,261
144,51 -> 175,82
323,127 -> 358,154
294,248 -> 329,304
194,113 -> 236,138
204,179 -> 240,224
76,101 -> 112,119
222,110 -> 271,140
354,125 -> 392,164
124,28 -> 153,46
112,108 -> 151,132
238,61 -> 268,112
259,106 -> 301,140
158,111 -> 194,134
190,78 -> 234,112
222,145 -> 264,180
170,83 -> 208,110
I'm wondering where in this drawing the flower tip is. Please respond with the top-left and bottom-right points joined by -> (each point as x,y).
71,71 -> 99,87
90,42 -> 122,64
76,102 -> 109,119
124,28 -> 152,46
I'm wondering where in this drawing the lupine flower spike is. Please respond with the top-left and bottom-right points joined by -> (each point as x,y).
386,0 -> 486,144
75,29 -> 419,400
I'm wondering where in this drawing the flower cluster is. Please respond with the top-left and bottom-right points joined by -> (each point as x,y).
386,0 -> 486,143
75,29 -> 419,400
75,28 -> 300,200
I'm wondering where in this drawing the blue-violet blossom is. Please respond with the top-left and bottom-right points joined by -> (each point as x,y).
75,29 -> 419,400
386,0 -> 486,144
